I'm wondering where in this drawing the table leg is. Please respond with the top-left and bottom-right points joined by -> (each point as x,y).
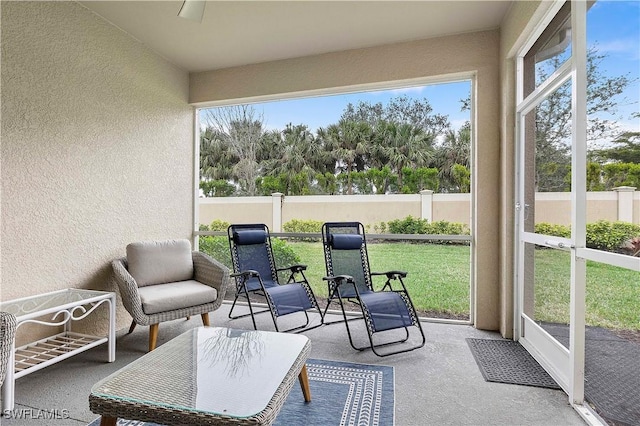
108,295 -> 116,362
2,343 -> 16,411
298,365 -> 311,402
100,416 -> 117,426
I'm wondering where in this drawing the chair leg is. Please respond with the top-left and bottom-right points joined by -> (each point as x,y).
201,313 -> 210,326
127,320 -> 136,334
149,324 -> 159,351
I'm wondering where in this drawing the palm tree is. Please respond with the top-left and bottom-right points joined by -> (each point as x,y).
434,122 -> 471,192
264,124 -> 321,195
323,119 -> 372,194
374,121 -> 433,190
200,127 -> 236,181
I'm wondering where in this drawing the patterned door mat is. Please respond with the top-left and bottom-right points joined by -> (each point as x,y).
466,338 -> 561,389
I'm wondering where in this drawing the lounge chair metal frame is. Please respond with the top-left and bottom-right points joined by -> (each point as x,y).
228,223 -> 323,333
321,221 -> 426,356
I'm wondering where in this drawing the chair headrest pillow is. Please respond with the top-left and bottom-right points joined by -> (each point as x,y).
330,234 -> 363,250
234,230 -> 267,245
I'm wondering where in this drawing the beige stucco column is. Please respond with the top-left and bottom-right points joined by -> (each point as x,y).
420,190 -> 434,222
272,192 -> 284,232
614,186 -> 637,223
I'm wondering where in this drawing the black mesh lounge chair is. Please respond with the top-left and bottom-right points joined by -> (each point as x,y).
228,223 -> 322,332
321,221 -> 426,356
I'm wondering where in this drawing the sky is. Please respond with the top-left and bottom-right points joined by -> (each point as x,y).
202,1 -> 639,137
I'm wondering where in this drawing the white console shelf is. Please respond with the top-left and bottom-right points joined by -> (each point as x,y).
0,289 -> 116,411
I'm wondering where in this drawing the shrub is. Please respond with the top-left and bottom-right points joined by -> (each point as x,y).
387,216 -> 429,234
283,219 -> 323,241
199,219 -> 230,232
535,220 -> 640,253
386,216 -> 469,236
534,223 -> 571,238
283,219 -> 323,233
198,235 -> 301,283
586,220 -> 640,253
198,236 -> 231,268
383,216 -> 469,244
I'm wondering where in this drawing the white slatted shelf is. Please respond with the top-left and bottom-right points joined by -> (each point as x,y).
13,332 -> 105,377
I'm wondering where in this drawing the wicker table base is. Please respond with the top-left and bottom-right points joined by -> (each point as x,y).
89,327 -> 311,426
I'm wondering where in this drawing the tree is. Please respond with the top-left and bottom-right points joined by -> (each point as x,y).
592,132 -> 640,164
200,127 -> 236,182
373,121 -> 433,189
433,122 -> 471,192
322,119 -> 373,194
341,94 -> 450,138
534,48 -> 635,191
202,105 -> 266,195
259,124 -> 321,195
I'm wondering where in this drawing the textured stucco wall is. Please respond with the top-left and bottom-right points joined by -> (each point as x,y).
1,1 -> 193,337
191,30 -> 502,330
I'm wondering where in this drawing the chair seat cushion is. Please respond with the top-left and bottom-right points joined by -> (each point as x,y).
266,283 -> 314,316
127,239 -> 194,287
360,291 -> 414,332
138,280 -> 217,315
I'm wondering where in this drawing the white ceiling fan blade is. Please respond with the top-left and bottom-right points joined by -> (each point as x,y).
178,0 -> 206,22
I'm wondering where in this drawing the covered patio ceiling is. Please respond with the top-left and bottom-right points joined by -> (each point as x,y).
79,1 -> 513,73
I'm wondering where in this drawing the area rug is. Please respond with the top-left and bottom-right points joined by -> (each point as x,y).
88,358 -> 394,426
466,338 -> 560,389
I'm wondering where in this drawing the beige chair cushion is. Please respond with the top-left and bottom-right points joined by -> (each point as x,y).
138,280 -> 218,315
127,239 -> 194,287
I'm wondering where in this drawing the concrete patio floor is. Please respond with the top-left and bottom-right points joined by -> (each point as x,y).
2,303 -> 585,426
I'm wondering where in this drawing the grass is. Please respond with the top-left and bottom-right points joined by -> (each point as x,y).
288,241 -> 471,318
532,249 -> 640,331
203,236 -> 639,330
290,241 -> 639,331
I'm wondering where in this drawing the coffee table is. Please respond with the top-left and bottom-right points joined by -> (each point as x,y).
89,327 -> 311,426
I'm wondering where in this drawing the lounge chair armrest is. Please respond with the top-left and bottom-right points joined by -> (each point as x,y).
372,270 -> 408,278
323,274 -> 354,283
277,264 -> 307,273
230,269 -> 260,278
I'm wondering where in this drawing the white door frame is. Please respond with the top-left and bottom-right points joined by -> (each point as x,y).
514,0 -> 589,417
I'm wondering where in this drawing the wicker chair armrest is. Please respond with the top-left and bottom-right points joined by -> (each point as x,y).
192,251 -> 231,302
0,312 -> 17,388
112,258 -> 148,324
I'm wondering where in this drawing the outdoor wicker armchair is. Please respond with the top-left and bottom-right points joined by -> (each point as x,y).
0,312 -> 17,387
112,239 -> 230,351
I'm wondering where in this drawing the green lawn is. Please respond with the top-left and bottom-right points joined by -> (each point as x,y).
288,241 -> 471,318
532,249 -> 640,331
289,241 -> 639,330
203,236 -> 639,330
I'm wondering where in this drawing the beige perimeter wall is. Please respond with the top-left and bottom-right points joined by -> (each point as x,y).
192,29 -> 502,330
1,1 -> 193,338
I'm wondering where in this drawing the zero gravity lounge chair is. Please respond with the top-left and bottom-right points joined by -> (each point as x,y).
322,222 -> 426,356
228,223 -> 322,332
